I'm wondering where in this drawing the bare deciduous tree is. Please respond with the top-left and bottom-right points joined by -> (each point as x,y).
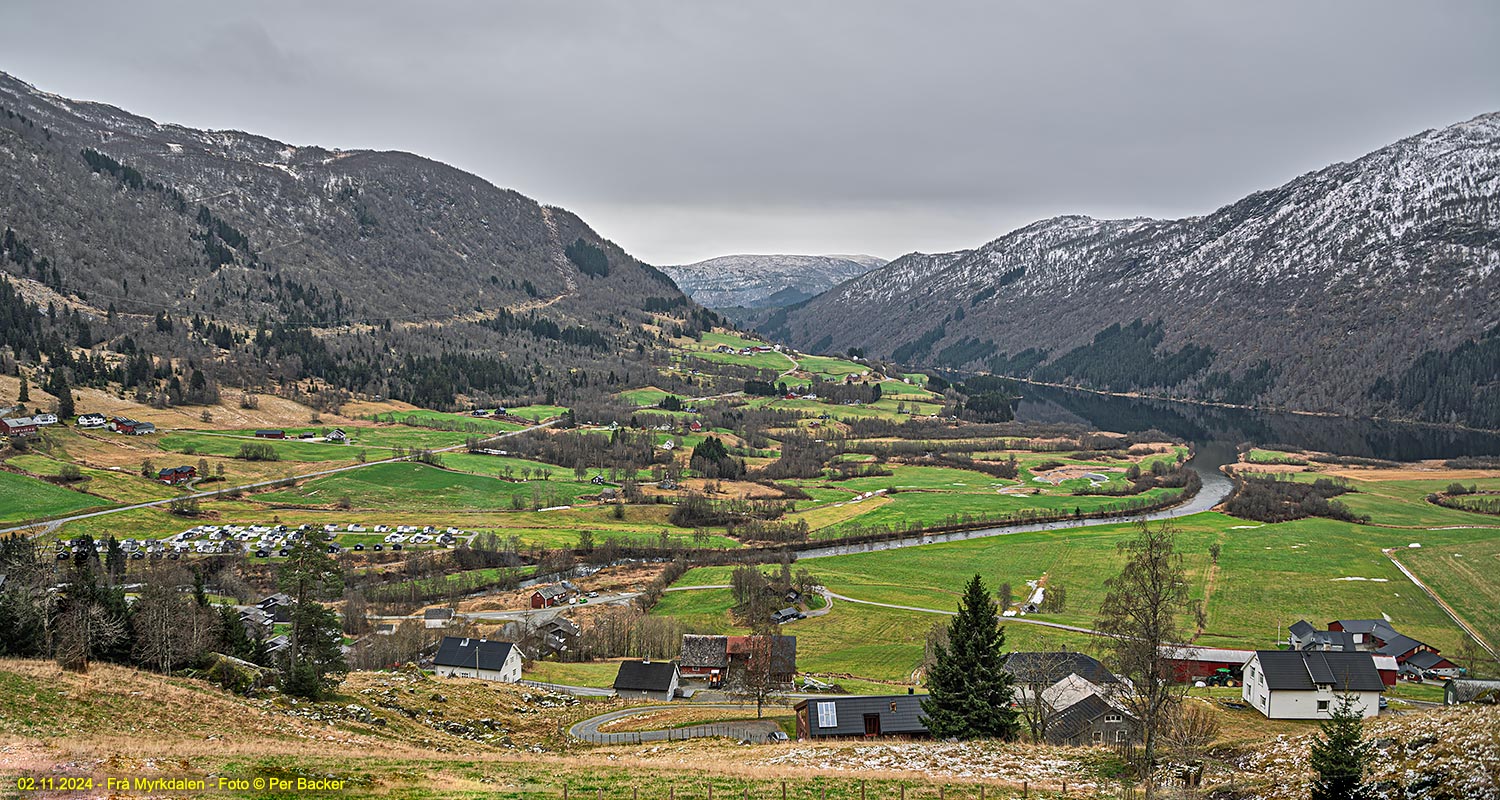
1095,520 -> 1194,795
54,602 -> 126,673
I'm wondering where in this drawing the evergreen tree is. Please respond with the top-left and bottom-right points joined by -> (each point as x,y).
17,375 -> 28,404
920,574 -> 1020,740
1309,694 -> 1374,800
51,374 -> 74,419
275,539 -> 347,699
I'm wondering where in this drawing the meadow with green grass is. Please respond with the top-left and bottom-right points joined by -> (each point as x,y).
0,468 -> 117,524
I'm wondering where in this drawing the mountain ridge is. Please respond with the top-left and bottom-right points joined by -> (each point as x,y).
769,111 -> 1500,427
662,253 -> 886,310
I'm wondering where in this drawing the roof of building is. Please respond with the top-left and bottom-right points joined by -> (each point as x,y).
433,637 -> 519,671
1446,679 -> 1500,704
1375,633 -> 1427,657
542,617 -> 580,636
1253,650 -> 1385,693
725,635 -> 798,672
1333,619 -> 1399,640
681,634 -> 729,668
424,607 -> 455,620
1048,693 -> 1133,742
1004,651 -> 1122,686
1289,619 -> 1317,638
1401,650 -> 1452,670
534,584 -> 572,599
613,660 -> 679,692
258,593 -> 292,608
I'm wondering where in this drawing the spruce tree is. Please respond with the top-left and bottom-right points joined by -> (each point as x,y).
920,574 -> 1021,740
17,375 -> 28,404
1309,693 -> 1374,800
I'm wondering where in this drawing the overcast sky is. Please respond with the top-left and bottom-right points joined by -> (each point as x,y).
4,1 -> 1498,264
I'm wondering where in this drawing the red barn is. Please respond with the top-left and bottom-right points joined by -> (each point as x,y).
0,417 -> 39,436
255,429 -> 286,439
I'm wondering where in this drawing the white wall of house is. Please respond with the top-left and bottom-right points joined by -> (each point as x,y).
433,649 -> 522,683
1242,659 -> 1380,719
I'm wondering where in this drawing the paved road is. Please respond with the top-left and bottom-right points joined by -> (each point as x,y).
569,703 -> 782,744
1,421 -> 556,537
1384,548 -> 1496,659
519,679 -> 616,698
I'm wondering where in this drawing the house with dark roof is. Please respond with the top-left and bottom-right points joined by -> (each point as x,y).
423,607 -> 455,629
794,694 -> 929,739
1242,650 -> 1384,719
76,413 -> 107,429
1444,679 -> 1500,705
157,465 -> 197,484
256,593 -> 293,623
1004,651 -> 1122,688
325,428 -> 348,443
1045,693 -> 1139,747
1399,649 -> 1461,679
432,637 -> 523,682
612,660 -> 680,701
539,617 -> 580,655
254,429 -> 286,439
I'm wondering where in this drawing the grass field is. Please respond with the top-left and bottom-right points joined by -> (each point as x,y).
157,432 -> 361,463
252,462 -> 600,512
1398,535 -> 1500,652
0,469 -> 116,524
6,453 -> 179,504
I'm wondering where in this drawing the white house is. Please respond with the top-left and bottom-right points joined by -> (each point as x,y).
76,413 -> 107,428
423,607 -> 455,629
32,413 -> 58,426
1242,650 -> 1384,719
431,637 -> 523,683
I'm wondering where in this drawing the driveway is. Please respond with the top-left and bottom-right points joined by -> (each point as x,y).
569,703 -> 783,745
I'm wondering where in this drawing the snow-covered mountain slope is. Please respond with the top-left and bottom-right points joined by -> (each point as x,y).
662,254 -> 886,308
771,112 -> 1500,426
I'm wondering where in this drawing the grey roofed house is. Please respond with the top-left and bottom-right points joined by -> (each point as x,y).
433,637 -> 518,671
264,634 -> 290,656
680,634 -> 730,671
1444,679 -> 1500,705
1254,650 -> 1385,692
1045,692 -> 1138,747
424,607 -> 454,619
1003,651 -> 1122,686
613,660 -> 680,695
794,694 -> 930,739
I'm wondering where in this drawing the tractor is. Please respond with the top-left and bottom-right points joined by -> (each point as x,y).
1205,667 -> 1239,688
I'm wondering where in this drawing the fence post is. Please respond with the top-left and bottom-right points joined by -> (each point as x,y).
564,787 -> 569,800
861,781 -> 866,800
782,782 -> 787,800
1021,783 -> 1026,799
709,784 -> 713,800
635,788 -> 639,800
598,789 -> 603,800
978,786 -> 983,800
900,786 -> 905,800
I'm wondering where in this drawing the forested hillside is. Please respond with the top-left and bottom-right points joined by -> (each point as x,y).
771,113 -> 1500,428
0,72 -> 714,410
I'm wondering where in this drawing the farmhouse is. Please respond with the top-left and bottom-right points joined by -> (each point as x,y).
1241,650 -> 1384,719
725,634 -> 798,685
76,413 -> 107,428
432,637 -> 523,683
1444,679 -> 1500,705
157,465 -> 197,485
423,607 -> 455,629
32,413 -> 57,426
255,429 -> 286,439
794,695 -> 929,739
326,428 -> 348,443
612,659 -> 680,701
1293,619 -> 1452,679
0,417 -> 38,436
679,634 -> 730,684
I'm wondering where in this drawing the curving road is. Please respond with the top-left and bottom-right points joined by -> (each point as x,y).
569,703 -> 782,744
0,421 -> 556,537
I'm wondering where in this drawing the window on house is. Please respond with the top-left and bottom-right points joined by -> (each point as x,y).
1092,731 -> 1103,743
1116,730 -> 1127,742
890,702 -> 898,713
1105,714 -> 1122,723
1317,700 -> 1330,712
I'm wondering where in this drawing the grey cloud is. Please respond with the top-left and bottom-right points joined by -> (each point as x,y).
2,1 -> 1497,264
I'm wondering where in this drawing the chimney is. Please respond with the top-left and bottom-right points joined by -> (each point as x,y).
908,687 -> 914,695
